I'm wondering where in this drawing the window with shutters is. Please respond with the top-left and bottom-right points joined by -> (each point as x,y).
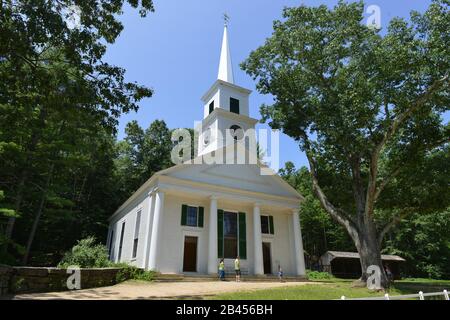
261,215 -> 274,235
218,210 -> 247,259
223,212 -> 238,258
181,204 -> 204,228
132,210 -> 141,259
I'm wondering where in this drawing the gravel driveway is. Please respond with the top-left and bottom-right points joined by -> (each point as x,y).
8,280 -> 314,300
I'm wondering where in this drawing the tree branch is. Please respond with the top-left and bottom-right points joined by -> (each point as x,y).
373,166 -> 402,203
350,155 -> 366,217
365,74 -> 449,217
380,75 -> 448,153
301,132 -> 358,236
377,208 -> 416,247
374,136 -> 450,203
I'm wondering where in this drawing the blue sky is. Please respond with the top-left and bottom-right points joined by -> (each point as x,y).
104,0 -> 433,170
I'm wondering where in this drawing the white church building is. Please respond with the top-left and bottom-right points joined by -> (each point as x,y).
107,23 -> 306,277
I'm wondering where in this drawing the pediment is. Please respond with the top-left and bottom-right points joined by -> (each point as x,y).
163,162 -> 301,199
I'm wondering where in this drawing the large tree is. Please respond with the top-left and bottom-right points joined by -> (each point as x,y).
242,1 -> 449,288
279,150 -> 450,279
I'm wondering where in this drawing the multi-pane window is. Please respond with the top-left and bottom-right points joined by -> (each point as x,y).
186,206 -> 198,227
230,97 -> 240,114
181,205 -> 204,228
218,210 -> 247,259
132,210 -> 141,259
223,211 -> 238,258
118,222 -> 125,261
261,215 -> 274,235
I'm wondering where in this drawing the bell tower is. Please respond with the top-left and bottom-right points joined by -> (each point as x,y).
198,17 -> 258,157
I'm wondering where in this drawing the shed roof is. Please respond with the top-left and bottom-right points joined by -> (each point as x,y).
324,251 -> 405,262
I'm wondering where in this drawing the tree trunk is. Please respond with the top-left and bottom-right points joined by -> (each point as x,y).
4,172 -> 26,242
22,163 -> 54,265
22,189 -> 46,265
354,220 -> 388,289
304,142 -> 390,289
4,106 -> 47,246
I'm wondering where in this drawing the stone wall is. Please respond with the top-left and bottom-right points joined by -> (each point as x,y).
0,265 -> 13,296
0,266 -> 124,295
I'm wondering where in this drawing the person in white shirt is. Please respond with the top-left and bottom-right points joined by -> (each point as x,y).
234,256 -> 241,282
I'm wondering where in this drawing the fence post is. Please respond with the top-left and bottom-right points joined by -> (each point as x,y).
444,290 -> 449,301
384,293 -> 389,300
418,291 -> 424,300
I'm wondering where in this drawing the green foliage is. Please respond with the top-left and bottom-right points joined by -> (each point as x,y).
57,237 -> 155,283
0,190 -> 17,218
115,120 -> 174,198
243,0 -> 449,284
115,264 -> 156,283
0,190 -> 21,264
114,120 -> 195,199
280,161 -> 450,279
0,0 -> 154,264
383,208 -> 450,279
242,0 -> 449,214
58,237 -> 112,268
279,163 -> 354,260
306,270 -> 335,281
11,277 -> 26,292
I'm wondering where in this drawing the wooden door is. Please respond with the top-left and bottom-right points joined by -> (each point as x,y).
183,236 -> 197,272
262,242 -> 272,274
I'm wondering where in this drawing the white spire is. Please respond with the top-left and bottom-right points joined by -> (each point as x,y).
218,18 -> 234,84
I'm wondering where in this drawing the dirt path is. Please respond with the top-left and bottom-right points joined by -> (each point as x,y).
9,280 -> 317,300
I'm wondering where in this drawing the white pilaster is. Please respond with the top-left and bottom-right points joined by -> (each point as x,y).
292,209 -> 306,276
143,191 -> 155,270
253,203 -> 264,275
207,196 -> 218,274
148,190 -> 165,271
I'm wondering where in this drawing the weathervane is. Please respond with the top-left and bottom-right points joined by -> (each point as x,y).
223,13 -> 230,26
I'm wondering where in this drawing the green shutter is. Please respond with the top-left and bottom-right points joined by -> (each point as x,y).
269,215 -> 274,235
238,212 -> 247,259
218,209 -> 224,258
198,207 -> 204,227
181,204 -> 187,226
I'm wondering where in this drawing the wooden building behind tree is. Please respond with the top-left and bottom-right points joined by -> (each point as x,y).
319,251 -> 405,280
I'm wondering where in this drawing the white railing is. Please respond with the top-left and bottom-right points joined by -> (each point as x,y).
340,289 -> 449,300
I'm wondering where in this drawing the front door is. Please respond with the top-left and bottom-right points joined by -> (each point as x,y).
183,236 -> 197,272
262,242 -> 272,274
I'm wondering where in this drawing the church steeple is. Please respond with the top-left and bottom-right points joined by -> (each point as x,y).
198,16 -> 257,157
217,15 -> 234,84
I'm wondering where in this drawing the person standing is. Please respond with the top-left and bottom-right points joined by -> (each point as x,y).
278,265 -> 284,282
385,265 -> 394,286
218,259 -> 225,281
234,256 -> 241,282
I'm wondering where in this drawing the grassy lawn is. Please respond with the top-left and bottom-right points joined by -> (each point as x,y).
211,279 -> 450,300
394,279 -> 450,295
